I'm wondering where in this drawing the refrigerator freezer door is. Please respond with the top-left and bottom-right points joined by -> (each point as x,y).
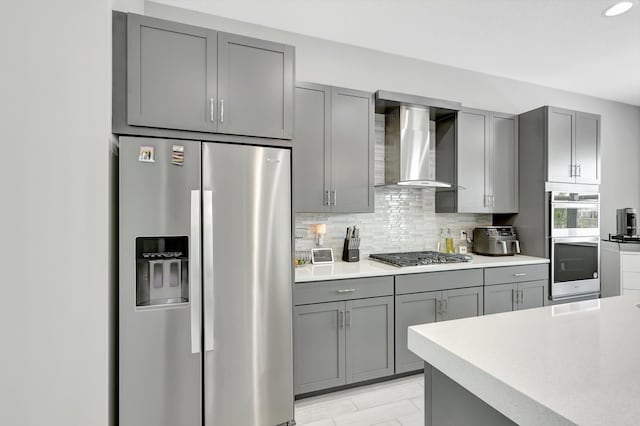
202,143 -> 294,425
119,137 -> 202,426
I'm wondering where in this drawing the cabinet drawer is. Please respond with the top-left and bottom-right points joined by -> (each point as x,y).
294,276 -> 393,305
484,264 -> 548,286
395,269 -> 483,295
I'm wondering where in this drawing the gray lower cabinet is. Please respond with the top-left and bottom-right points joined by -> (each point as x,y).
294,82 -> 374,213
395,285 -> 483,373
484,265 -> 549,314
436,108 -> 518,214
125,13 -> 294,139
293,302 -> 345,395
345,297 -> 395,384
293,277 -> 394,395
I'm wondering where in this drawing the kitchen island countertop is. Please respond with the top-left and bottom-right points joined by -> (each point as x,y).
408,295 -> 640,425
295,254 -> 548,283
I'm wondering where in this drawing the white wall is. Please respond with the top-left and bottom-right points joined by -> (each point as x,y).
0,1 -> 111,425
146,2 -> 640,236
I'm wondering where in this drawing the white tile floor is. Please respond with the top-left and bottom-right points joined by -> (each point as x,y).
294,374 -> 424,426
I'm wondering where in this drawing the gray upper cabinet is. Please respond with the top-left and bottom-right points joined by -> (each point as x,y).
437,108 -> 518,214
294,83 -> 331,213
456,109 -> 489,213
490,113 -> 518,213
126,14 -> 294,139
574,112 -> 601,184
547,107 -> 575,183
217,32 -> 294,139
293,302 -> 345,395
532,106 -> 601,185
127,14 -> 217,133
294,83 -> 374,213
330,87 -> 375,213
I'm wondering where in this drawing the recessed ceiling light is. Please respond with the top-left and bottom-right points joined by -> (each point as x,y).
602,1 -> 635,17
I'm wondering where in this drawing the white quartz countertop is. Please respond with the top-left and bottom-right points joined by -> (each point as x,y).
408,295 -> 640,426
295,254 -> 548,283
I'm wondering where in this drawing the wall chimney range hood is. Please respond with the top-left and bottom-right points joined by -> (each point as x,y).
375,90 -> 461,188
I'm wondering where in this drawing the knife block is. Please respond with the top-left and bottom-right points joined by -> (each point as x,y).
342,238 -> 360,262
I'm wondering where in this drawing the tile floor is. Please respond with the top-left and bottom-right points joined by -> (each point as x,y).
294,374 -> 424,426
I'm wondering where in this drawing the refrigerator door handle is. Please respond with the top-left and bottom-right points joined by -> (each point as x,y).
190,190 -> 202,354
203,190 -> 215,352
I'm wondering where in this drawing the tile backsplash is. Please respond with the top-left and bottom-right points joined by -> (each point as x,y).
295,114 -> 491,259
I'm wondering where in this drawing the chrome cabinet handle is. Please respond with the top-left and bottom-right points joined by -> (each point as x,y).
203,190 -> 215,352
324,190 -> 329,206
345,310 -> 351,327
436,299 -> 442,315
190,190 -> 202,354
220,99 -> 224,123
337,288 -> 356,293
210,98 -> 215,122
518,289 -> 524,304
339,311 -> 344,328
577,164 -> 582,177
512,289 -> 518,305
513,273 -> 527,277
332,190 -> 337,206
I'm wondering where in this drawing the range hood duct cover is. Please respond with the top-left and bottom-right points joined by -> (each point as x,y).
383,105 -> 453,188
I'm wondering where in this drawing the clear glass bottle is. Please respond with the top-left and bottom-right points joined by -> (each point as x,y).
445,228 -> 454,254
437,228 -> 446,252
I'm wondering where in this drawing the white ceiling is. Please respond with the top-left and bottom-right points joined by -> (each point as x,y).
151,0 -> 640,106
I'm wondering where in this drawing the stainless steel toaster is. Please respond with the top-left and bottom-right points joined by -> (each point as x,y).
472,226 -> 521,256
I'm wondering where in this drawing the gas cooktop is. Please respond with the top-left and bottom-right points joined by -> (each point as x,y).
369,251 -> 472,267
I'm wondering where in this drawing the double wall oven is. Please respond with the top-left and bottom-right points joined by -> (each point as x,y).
550,192 -> 600,301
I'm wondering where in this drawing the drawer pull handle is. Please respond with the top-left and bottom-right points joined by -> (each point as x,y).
337,288 -> 356,293
513,273 -> 527,277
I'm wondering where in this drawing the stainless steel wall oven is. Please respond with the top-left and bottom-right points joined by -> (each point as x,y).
550,192 -> 600,300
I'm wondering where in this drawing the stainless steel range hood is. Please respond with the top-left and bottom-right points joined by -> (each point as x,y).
375,90 -> 461,188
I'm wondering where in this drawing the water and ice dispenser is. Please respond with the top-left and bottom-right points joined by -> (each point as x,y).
135,236 -> 189,307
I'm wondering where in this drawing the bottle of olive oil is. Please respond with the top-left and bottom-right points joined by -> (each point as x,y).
445,228 -> 454,254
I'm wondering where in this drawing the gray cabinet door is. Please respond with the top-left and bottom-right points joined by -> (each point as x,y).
293,302 -> 345,395
395,291 -> 440,373
217,32 -> 294,139
490,113 -> 518,213
127,14 -> 217,133
484,283 -> 517,315
574,112 -> 601,184
330,87 -> 374,213
547,107 -> 575,183
345,296 -> 394,384
517,280 -> 548,310
294,83 -> 331,213
457,109 -> 490,213
442,286 -> 484,321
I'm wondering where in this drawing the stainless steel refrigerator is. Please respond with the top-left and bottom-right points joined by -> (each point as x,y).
119,137 -> 294,426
